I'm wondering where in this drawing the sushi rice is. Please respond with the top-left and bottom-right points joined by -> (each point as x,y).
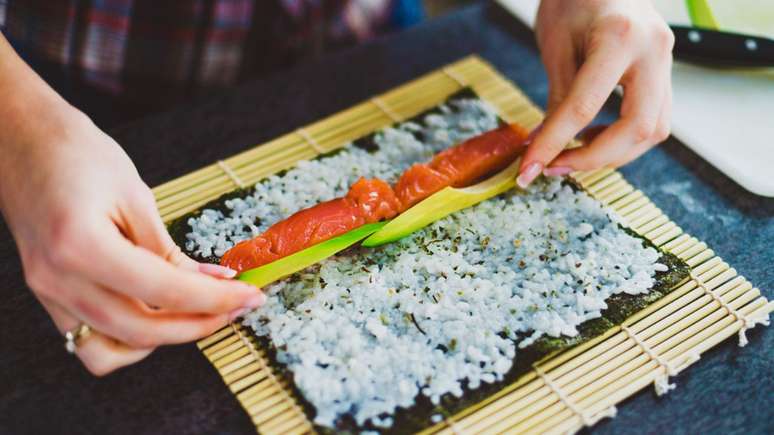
184,99 -> 666,429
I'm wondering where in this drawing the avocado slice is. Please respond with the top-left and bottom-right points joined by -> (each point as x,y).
362,158 -> 521,247
238,221 -> 389,287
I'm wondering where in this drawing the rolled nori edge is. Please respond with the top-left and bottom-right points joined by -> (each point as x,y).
166,88 -> 690,434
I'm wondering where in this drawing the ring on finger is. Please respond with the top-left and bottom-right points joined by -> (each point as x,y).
64,323 -> 93,354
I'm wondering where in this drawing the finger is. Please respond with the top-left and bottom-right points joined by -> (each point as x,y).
653,63 -> 673,144
73,220 -> 263,314
541,35 -> 579,115
655,77 -> 672,143
48,277 -> 238,349
548,61 -> 666,171
78,332 -> 154,377
121,188 -> 239,279
198,262 -> 239,279
119,187 -> 200,272
518,36 -> 631,187
39,296 -> 153,376
614,77 -> 672,167
543,125 -> 609,177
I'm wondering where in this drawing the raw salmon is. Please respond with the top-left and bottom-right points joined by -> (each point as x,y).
221,123 -> 528,273
392,164 -> 449,211
394,123 -> 528,209
221,178 -> 400,273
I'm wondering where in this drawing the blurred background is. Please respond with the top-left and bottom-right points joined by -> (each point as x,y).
425,0 -> 475,17
1,0 -> 481,128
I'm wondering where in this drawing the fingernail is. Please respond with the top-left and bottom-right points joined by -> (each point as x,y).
199,263 -> 237,279
517,162 -> 543,188
228,308 -> 247,322
524,123 -> 543,145
244,292 -> 266,309
543,166 -> 573,177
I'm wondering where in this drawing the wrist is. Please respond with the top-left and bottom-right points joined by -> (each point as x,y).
0,87 -> 90,213
0,34 -> 87,161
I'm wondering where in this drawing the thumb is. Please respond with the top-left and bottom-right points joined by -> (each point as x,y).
120,187 -> 236,279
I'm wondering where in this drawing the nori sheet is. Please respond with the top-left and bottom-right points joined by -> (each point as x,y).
167,89 -> 691,434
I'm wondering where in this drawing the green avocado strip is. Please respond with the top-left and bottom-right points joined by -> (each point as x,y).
237,221 -> 388,287
362,158 -> 522,247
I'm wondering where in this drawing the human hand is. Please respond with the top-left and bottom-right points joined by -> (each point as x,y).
0,91 -> 264,376
518,0 -> 674,187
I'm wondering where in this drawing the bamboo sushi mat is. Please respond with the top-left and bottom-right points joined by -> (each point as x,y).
152,56 -> 773,434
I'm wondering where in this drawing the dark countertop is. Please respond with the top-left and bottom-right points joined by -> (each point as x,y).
1,3 -> 772,434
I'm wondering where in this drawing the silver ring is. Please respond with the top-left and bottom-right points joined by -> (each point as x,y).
65,323 -> 92,354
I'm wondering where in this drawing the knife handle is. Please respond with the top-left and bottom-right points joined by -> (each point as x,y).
670,25 -> 774,68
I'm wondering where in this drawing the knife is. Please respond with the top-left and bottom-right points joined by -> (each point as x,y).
670,25 -> 774,68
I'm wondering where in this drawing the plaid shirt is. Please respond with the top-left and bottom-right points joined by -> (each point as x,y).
0,0 -> 420,96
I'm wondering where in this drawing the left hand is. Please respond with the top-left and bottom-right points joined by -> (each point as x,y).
518,0 -> 675,187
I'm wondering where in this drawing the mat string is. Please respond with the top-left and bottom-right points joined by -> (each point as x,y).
217,160 -> 246,188
297,128 -> 325,154
621,325 -> 700,396
371,97 -> 402,123
443,67 -> 466,87
533,365 -> 617,430
691,272 -> 770,347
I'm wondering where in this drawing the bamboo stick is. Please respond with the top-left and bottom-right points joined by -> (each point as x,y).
203,334 -> 241,357
261,413 -> 310,434
616,195 -> 652,219
153,165 -> 223,198
198,326 -> 234,349
639,215 -> 671,235
208,339 -> 248,363
238,378 -> 280,406
223,360 -> 262,385
572,168 -> 615,185
596,181 -> 634,204
651,224 -> 682,246
226,134 -> 310,168
220,352 -> 257,378
608,189 -> 644,210
586,171 -> 623,194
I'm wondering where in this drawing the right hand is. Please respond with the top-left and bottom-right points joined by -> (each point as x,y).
0,56 -> 264,376
518,0 -> 674,186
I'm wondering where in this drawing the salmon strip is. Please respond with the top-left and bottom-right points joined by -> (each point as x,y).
395,123 -> 529,209
221,178 -> 400,273
221,123 -> 528,273
392,164 -> 449,211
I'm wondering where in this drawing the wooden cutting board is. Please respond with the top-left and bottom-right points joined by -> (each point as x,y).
497,0 -> 774,197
